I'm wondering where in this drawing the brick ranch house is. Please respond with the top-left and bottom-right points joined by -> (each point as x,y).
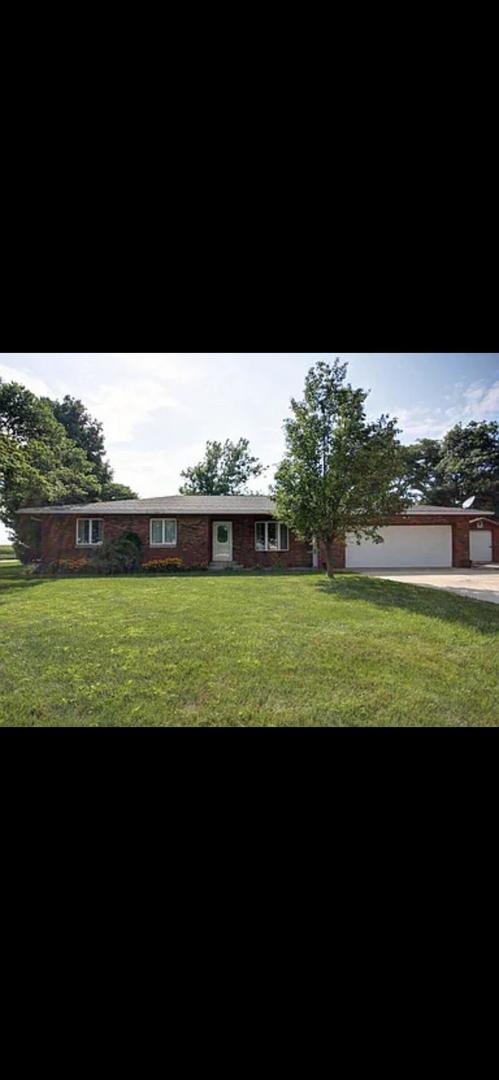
17,496 -> 499,569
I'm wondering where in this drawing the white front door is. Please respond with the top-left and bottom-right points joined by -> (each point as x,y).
213,521 -> 233,561
470,530 -> 493,563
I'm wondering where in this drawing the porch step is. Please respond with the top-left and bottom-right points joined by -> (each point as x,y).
208,561 -> 244,571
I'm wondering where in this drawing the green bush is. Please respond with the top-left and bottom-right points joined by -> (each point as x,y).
94,531 -> 143,574
55,558 -> 97,575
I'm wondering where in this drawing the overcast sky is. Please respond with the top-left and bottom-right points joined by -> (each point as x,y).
1,352 -> 499,542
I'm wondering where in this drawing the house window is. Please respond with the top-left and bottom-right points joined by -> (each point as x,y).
76,518 -> 103,546
150,519 -> 177,547
255,521 -> 290,552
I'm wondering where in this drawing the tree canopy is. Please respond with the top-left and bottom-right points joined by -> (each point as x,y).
400,421 -> 499,513
179,438 -> 264,495
274,358 -> 406,575
0,380 -> 137,559
46,395 -> 136,501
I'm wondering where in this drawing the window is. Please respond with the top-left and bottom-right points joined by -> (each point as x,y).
255,521 -> 290,552
150,519 -> 177,546
76,518 -> 103,546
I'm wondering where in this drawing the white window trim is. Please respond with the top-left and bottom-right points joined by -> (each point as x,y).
255,521 -> 290,552
150,518 -> 177,547
76,518 -> 104,547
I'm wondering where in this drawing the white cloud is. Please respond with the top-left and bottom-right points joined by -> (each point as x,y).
85,380 -> 182,444
387,407 -> 453,442
110,353 -> 206,385
463,380 -> 499,416
0,362 -> 56,398
391,377 -> 499,443
81,355 -> 209,443
109,442 -> 208,498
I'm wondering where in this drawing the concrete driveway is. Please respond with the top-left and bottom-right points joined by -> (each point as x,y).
357,567 -> 499,605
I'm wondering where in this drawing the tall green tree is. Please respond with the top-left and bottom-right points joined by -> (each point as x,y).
274,359 -> 407,576
46,395 -> 136,500
0,380 -> 101,558
400,422 -> 499,512
179,438 -> 264,495
399,438 -> 443,502
437,421 -> 499,512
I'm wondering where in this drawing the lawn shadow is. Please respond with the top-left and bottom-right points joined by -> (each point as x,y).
0,564 -> 50,598
316,574 -> 499,637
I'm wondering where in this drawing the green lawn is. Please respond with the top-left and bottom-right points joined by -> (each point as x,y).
1,563 -> 498,726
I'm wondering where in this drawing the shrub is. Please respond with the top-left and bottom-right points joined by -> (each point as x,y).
94,531 -> 143,574
142,558 -> 184,573
56,558 -> 96,575
35,558 -> 96,576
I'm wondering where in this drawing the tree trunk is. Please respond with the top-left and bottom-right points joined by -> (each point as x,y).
324,538 -> 335,578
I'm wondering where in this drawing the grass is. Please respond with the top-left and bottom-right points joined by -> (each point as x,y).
1,563 -> 499,726
0,544 -> 14,560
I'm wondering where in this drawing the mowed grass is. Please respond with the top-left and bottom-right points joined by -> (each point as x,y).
1,563 -> 499,726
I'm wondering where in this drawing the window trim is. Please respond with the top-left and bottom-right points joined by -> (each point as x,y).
76,518 -> 104,547
150,518 -> 177,547
255,520 -> 290,552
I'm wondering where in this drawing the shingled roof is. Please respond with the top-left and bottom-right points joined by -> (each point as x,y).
17,496 -> 494,517
17,495 -> 278,516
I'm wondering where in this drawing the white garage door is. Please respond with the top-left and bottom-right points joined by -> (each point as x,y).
346,526 -> 453,569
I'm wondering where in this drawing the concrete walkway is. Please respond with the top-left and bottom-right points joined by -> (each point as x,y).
358,567 -> 499,605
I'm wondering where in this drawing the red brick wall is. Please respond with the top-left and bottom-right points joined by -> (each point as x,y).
36,513 -> 313,568
230,516 -> 312,568
39,514 -> 211,566
317,516 -> 499,569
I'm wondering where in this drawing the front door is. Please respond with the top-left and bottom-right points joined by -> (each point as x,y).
213,521 -> 233,561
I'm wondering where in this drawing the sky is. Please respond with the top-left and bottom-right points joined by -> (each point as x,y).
1,352 -> 498,542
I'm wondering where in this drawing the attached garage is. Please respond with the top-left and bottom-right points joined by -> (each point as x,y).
346,525 -> 453,569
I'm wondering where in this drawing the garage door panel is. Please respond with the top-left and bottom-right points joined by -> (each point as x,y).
346,526 -> 452,568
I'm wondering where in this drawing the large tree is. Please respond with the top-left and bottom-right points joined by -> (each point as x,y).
0,381 -> 137,561
0,380 -> 101,558
274,359 -> 406,576
46,395 -> 136,500
179,438 -> 264,495
437,421 -> 499,513
399,438 -> 443,502
400,421 -> 499,512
